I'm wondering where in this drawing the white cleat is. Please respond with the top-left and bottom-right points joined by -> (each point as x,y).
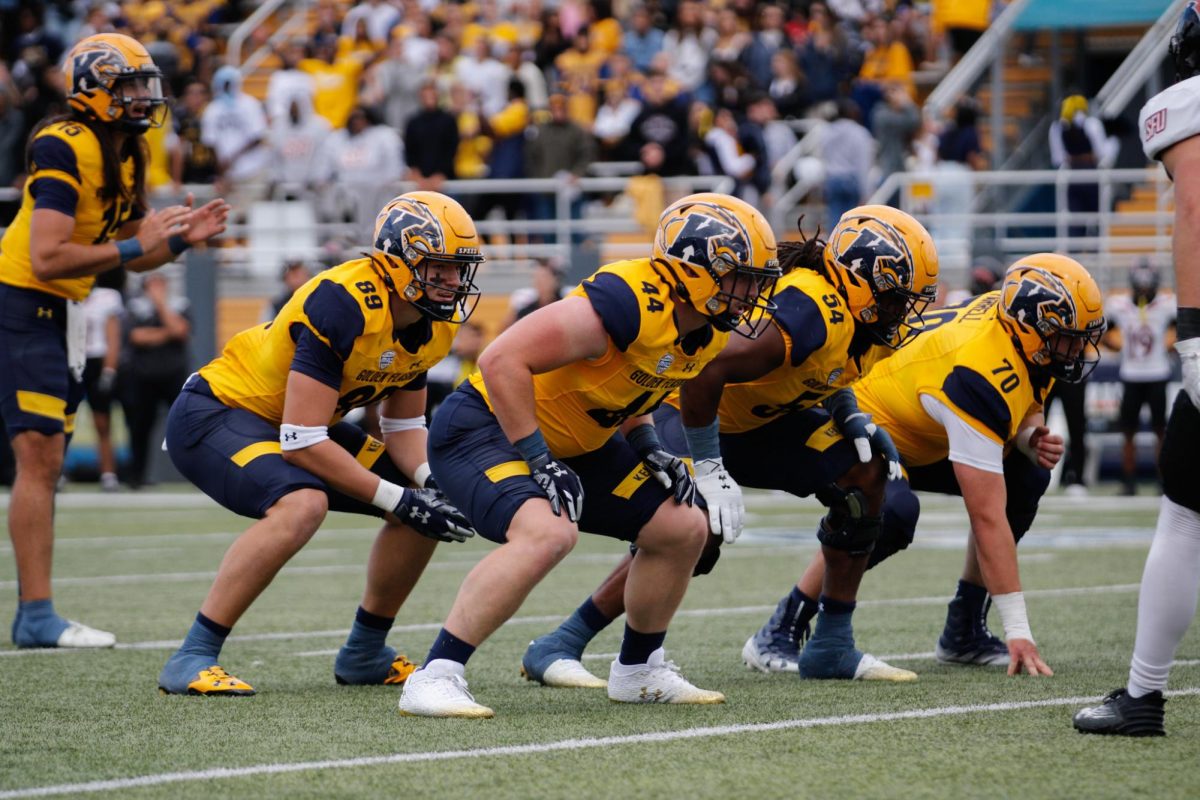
607,648 -> 725,705
741,634 -> 799,674
853,653 -> 918,682
57,621 -> 116,648
398,660 -> 494,719
527,658 -> 607,689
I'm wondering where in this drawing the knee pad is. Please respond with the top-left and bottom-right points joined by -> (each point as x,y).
815,484 -> 881,554
692,534 -> 723,576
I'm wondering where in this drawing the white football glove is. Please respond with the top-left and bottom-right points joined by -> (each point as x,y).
1178,337 -> 1200,409
694,457 -> 745,544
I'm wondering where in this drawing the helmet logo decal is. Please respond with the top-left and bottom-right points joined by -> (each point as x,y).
376,206 -> 444,265
664,211 -> 749,276
834,225 -> 911,292
70,43 -> 126,96
1009,273 -> 1074,333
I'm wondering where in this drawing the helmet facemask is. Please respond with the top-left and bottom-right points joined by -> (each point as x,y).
702,254 -> 782,337
399,249 -> 483,323
868,282 -> 937,349
109,71 -> 168,133
1033,318 -> 1105,383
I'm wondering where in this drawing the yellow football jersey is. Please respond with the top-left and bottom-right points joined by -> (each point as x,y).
201,258 -> 456,426
694,267 -> 891,434
469,259 -> 731,457
0,121 -> 140,301
854,292 -> 1054,467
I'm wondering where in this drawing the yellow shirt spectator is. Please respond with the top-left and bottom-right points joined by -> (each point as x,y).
299,56 -> 365,128
860,41 -> 915,97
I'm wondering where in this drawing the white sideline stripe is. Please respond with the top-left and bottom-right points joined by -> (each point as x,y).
3,688 -> 1197,800
0,582 -> 1144,659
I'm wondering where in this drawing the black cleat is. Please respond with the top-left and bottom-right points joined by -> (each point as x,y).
1073,688 -> 1166,737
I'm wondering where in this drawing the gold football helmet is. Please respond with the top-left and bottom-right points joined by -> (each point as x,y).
651,192 -> 781,337
63,33 -> 166,133
823,205 -> 939,348
372,192 -> 485,322
999,253 -> 1106,383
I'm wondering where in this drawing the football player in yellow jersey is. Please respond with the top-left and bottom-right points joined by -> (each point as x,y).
398,193 -> 782,718
519,206 -> 941,686
0,34 -> 229,649
156,192 -> 481,696
789,253 -> 1104,677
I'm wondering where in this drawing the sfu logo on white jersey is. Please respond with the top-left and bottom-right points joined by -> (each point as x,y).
1145,108 -> 1168,141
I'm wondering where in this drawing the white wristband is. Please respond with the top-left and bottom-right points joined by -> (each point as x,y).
413,462 -> 432,488
380,415 -> 427,434
279,423 -> 330,451
991,591 -> 1034,643
1015,427 -> 1036,461
372,478 -> 407,512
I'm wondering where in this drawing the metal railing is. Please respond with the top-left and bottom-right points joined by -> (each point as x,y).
226,0 -> 293,67
1094,0 -> 1187,119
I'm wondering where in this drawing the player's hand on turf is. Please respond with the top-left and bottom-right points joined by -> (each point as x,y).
694,458 -> 744,544
1026,426 -> 1064,470
529,453 -> 584,522
1006,638 -> 1053,677
134,205 -> 191,253
641,448 -> 697,506
393,487 -> 476,543
182,193 -> 231,244
1178,337 -> 1200,408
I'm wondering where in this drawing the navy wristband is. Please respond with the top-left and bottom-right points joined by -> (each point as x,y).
1178,307 -> 1200,341
682,418 -> 721,461
168,234 -> 191,256
625,423 -> 661,456
514,429 -> 551,462
115,238 -> 144,264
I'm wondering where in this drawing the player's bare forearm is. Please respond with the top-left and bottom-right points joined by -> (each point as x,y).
680,322 -> 784,427
955,462 -> 1022,595
282,439 -> 382,503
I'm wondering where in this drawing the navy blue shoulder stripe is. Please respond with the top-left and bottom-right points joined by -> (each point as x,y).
582,271 -> 641,352
31,136 -> 81,183
302,280 -> 365,361
942,366 -> 1011,442
772,285 -> 830,366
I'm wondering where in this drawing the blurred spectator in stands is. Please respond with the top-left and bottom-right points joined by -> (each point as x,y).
742,93 -> 787,205
1049,95 -> 1118,238
534,7 -> 570,75
822,99 -> 875,229
623,4 -> 664,74
171,78 -> 219,188
768,49 -> 810,119
402,12 -> 438,71
586,0 -> 622,56
662,0 -> 713,93
931,97 -> 986,244
456,37 -> 511,118
11,35 -> 67,130
942,256 -> 1003,307
1103,261 -> 1177,495
502,43 -> 548,112
526,91 -> 596,243
856,14 -> 915,124
593,79 -> 642,161
425,320 -> 485,416
556,26 -> 605,124
449,83 -> 490,180
342,0 -> 401,46
266,40 -> 316,123
82,267 -> 125,492
699,59 -> 751,112
474,79 -> 529,228
432,33 -> 461,98
262,259 -> 313,322
405,81 -> 459,190
711,7 -> 750,63
501,258 -> 568,330
363,33 -> 425,132
121,273 -> 192,490
11,7 -> 64,69
268,90 -> 331,200
143,16 -> 182,93
706,107 -> 756,199
299,38 -> 376,129
203,66 -> 271,195
0,70 -> 24,191
74,3 -> 116,42
871,80 -> 920,188
339,16 -> 382,61
934,0 -> 989,64
629,69 -> 690,176
800,23 -> 857,109
1046,379 -> 1089,497
741,4 -> 786,90
315,105 -> 404,222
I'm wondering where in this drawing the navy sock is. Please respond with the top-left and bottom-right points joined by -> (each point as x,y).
554,597 -> 613,650
818,595 -> 857,616
617,624 -> 666,666
809,597 -> 856,649
425,627 -> 476,666
577,597 -> 613,634
179,612 -> 230,660
14,598 -> 69,643
343,607 -> 394,653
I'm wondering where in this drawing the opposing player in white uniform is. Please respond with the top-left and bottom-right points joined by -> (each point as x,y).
1074,3 -> 1200,736
1103,261 -> 1176,495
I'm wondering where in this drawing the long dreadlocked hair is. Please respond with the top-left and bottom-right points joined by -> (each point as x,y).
776,217 -> 827,278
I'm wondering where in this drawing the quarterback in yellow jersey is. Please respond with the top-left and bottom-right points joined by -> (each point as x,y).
520,207 -> 941,686
398,193 -> 782,718
0,33 -> 229,649
792,253 -> 1105,677
157,192 -> 481,696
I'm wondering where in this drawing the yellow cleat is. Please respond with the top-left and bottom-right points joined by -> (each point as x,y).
177,666 -> 256,696
383,654 -> 419,685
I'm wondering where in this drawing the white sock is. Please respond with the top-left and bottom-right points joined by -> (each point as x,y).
1127,497 -> 1200,698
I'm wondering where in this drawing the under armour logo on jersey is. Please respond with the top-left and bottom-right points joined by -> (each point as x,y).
1145,108 -> 1168,141
37,307 -> 53,319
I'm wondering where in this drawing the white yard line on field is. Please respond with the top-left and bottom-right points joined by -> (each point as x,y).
2,688 -> 1196,800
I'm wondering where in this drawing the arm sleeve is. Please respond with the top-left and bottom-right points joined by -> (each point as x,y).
581,272 -> 641,352
920,393 -> 1005,474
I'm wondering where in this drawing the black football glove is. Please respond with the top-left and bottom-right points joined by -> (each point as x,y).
529,452 -> 584,522
641,447 -> 697,505
393,487 -> 475,543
